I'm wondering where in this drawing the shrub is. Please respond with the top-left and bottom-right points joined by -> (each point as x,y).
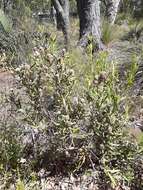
6,42 -> 141,188
101,20 -> 124,45
0,36 -> 142,189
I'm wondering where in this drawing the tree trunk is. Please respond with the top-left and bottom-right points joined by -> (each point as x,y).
106,0 -> 120,24
50,3 -> 57,26
76,0 -> 102,49
50,1 -> 62,29
56,12 -> 63,30
52,0 -> 70,47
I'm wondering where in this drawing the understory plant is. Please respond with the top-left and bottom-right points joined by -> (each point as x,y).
7,41 -> 141,187
0,37 -> 142,189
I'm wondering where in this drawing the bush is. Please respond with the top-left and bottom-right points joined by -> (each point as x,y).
101,20 -> 124,45
0,36 -> 142,189
1,40 -> 138,187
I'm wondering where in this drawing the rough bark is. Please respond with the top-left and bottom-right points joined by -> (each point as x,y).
50,1 -> 62,29
56,12 -> 63,30
76,0 -> 102,49
106,0 -> 120,24
52,0 -> 70,47
50,3 -> 57,26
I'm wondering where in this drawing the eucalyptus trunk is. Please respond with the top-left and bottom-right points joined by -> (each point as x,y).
50,2 -> 57,26
52,0 -> 70,47
106,0 -> 120,24
76,0 -> 102,49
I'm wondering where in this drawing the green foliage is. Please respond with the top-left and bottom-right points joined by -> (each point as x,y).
126,55 -> 139,86
101,20 -> 125,45
102,21 -> 114,45
16,180 -> 25,190
6,39 -> 141,188
0,122 -> 22,171
0,9 -> 12,32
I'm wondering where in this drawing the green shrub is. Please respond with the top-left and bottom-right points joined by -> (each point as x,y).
0,121 -> 23,172
101,20 -> 124,45
0,9 -> 12,33
9,41 -> 142,188
0,33 -> 142,189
